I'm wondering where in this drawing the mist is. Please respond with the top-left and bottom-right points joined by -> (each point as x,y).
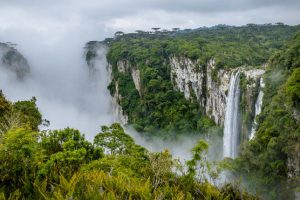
125,126 -> 224,162
0,32 -> 224,160
0,30 -> 115,141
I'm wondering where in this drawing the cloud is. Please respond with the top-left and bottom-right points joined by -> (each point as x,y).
106,5 -> 300,32
0,37 -> 114,141
0,0 -> 299,40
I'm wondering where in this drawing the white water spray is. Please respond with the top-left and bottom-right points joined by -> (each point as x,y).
223,71 -> 240,158
249,78 -> 264,140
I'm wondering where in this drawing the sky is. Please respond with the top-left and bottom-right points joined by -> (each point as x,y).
0,0 -> 299,43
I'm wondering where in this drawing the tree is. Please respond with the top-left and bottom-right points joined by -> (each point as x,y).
151,28 -> 161,33
38,128 -> 102,181
114,31 -> 124,37
94,123 -> 145,155
0,128 -> 39,194
135,30 -> 145,34
186,140 -> 209,181
148,150 -> 173,190
286,68 -> 300,107
13,97 -> 42,131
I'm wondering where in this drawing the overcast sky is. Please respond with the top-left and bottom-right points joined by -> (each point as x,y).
0,0 -> 299,43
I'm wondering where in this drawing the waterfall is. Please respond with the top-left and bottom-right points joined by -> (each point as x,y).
249,78 -> 264,140
223,71 -> 240,158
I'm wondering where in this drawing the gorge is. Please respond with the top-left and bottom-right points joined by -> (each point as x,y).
0,24 -> 299,199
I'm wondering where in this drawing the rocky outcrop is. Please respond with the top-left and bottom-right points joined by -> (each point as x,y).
116,60 -> 141,96
107,63 -> 129,125
108,60 -> 141,124
117,60 -> 130,73
205,59 -> 231,125
170,56 -> 205,104
111,81 -> 129,125
0,42 -> 30,79
131,68 -> 141,96
287,143 -> 300,178
170,56 -> 231,125
169,56 -> 265,127
108,56 -> 265,129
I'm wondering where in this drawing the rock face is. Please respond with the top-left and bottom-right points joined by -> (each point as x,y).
108,60 -> 142,124
116,60 -> 142,95
107,63 -> 129,125
111,81 -> 129,125
287,143 -> 300,178
170,56 -> 265,127
109,56 -> 265,133
170,56 -> 205,104
205,59 -> 231,125
0,42 -> 30,79
131,68 -> 141,96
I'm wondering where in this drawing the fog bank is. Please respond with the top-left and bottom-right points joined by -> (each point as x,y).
0,34 -> 114,141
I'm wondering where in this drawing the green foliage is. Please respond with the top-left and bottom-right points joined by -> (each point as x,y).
233,30 -> 300,198
0,93 -> 42,135
0,103 -> 257,199
286,68 -> 300,107
186,140 -> 209,178
102,24 -> 299,135
12,97 -> 42,131
94,123 -> 146,156
107,24 -> 298,68
0,91 -> 10,117
38,128 -> 102,181
0,128 -> 39,195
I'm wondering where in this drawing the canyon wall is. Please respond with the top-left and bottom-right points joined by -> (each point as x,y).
169,56 -> 264,127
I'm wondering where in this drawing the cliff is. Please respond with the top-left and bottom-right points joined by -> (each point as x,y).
85,24 -> 299,193
107,63 -> 129,125
108,56 -> 264,139
172,57 -> 265,139
100,24 -> 297,134
0,42 -> 30,79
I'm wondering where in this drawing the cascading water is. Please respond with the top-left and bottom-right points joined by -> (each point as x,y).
249,78 -> 264,140
223,71 -> 240,158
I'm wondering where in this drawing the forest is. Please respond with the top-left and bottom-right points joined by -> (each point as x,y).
0,91 -> 256,199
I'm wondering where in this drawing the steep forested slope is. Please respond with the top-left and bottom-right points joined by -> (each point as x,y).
232,30 -> 300,198
88,24 -> 299,135
85,24 -> 300,198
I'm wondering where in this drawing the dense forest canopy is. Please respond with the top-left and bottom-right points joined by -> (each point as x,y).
0,92 -> 257,199
106,24 -> 299,68
230,30 -> 300,198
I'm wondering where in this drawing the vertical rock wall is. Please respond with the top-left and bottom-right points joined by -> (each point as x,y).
169,56 -> 264,127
